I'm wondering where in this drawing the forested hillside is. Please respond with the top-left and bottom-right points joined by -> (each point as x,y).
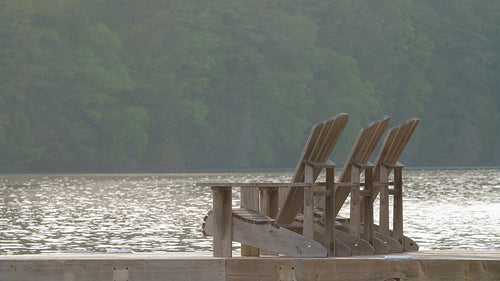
1,0 -> 499,171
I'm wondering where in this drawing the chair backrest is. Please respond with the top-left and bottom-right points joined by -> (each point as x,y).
372,118 -> 419,182
334,116 -> 390,216
276,113 -> 349,225
292,113 -> 349,183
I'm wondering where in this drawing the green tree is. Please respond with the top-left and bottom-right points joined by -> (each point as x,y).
0,0 -> 62,170
191,1 -> 320,168
416,0 -> 499,165
1,0 -> 499,171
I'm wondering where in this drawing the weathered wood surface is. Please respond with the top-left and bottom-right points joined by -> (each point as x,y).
1,251 -> 499,281
373,224 -> 420,252
277,113 -> 349,225
225,252 -> 500,281
240,187 -> 261,257
393,167 -> 404,245
199,115 -> 422,258
336,221 -> 404,253
378,167 -> 390,235
311,223 -> 375,256
334,116 -> 390,217
323,166 -> 336,257
312,214 -> 405,255
372,118 -> 419,183
292,113 -> 349,183
367,118 -> 419,211
199,114 -> 349,258
332,229 -> 375,256
259,186 -> 279,219
360,118 -> 419,248
212,187 -> 233,257
197,182 -> 312,187
0,253 -> 225,281
204,208 -> 327,257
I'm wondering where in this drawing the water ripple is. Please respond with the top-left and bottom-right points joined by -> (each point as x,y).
0,169 -> 499,254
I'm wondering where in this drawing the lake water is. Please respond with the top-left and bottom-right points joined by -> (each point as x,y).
0,169 -> 499,255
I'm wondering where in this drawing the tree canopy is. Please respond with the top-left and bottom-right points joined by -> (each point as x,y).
0,0 -> 499,171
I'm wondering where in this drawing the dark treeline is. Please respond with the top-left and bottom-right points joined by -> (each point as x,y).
0,0 -> 499,172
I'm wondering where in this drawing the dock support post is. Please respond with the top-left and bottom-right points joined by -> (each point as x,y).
212,186 -> 232,257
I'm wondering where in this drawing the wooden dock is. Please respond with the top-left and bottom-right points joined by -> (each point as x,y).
1,251 -> 499,280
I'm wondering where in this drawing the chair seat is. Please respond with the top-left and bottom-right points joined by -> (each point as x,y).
232,208 -> 275,225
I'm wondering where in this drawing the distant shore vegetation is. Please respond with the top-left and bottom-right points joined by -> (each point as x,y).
0,0 -> 499,171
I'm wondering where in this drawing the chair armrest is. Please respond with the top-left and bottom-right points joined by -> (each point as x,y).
196,182 -> 312,187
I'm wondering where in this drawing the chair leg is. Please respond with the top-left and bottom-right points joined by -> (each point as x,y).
303,165 -> 314,239
324,167 -> 336,256
350,165 -> 361,238
363,167 -> 374,245
379,166 -> 390,236
393,168 -> 404,244
260,187 -> 279,218
258,186 -> 279,256
241,187 -> 260,257
212,186 -> 232,257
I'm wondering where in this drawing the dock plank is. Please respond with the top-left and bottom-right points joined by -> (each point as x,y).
1,251 -> 499,281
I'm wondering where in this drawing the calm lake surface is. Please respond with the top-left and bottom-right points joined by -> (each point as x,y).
1,169 -> 499,255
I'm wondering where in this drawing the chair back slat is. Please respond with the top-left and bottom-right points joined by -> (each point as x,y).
334,116 -> 390,216
276,113 -> 349,225
372,118 -> 419,182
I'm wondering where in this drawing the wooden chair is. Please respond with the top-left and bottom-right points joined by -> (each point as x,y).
329,116 -> 391,254
199,113 -> 349,257
199,115 -> 420,257
290,116 -> 399,256
334,118 -> 420,253
366,117 -> 419,252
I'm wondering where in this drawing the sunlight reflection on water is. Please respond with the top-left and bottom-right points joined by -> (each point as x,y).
0,169 -> 499,254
